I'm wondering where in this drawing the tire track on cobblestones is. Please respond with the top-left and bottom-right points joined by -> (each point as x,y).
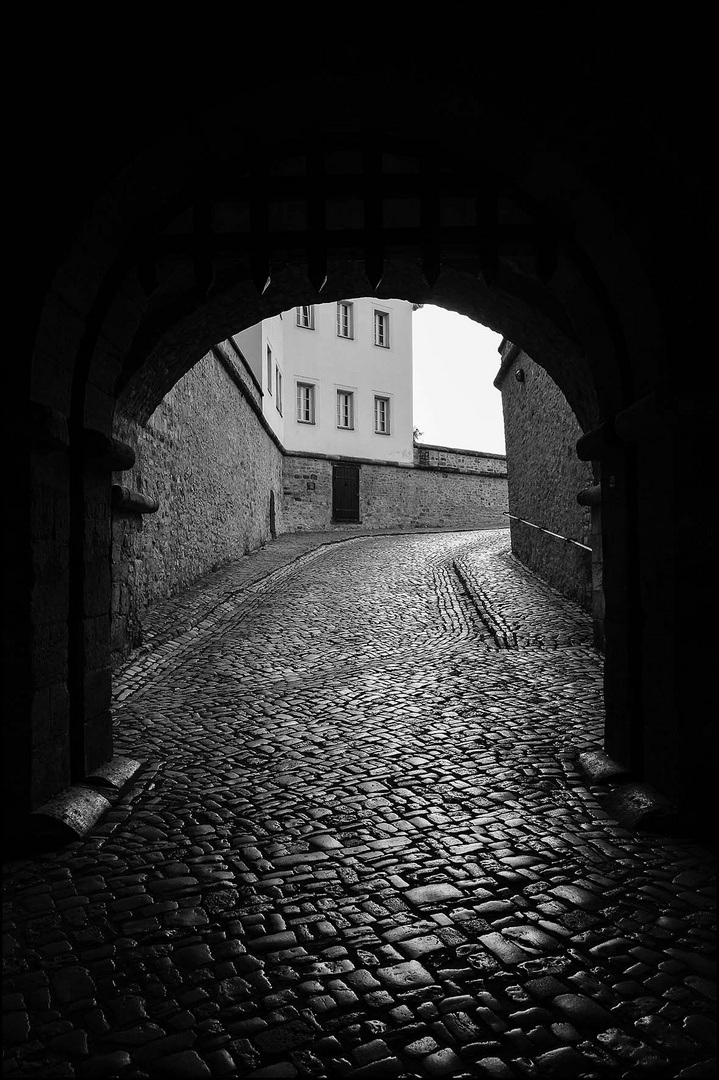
453,536 -> 593,649
3,531 -> 715,1080
431,564 -> 488,642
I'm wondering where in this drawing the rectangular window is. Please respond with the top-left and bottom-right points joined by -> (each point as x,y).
374,395 -> 390,434
336,390 -> 354,430
373,310 -> 389,348
266,345 -> 272,393
275,367 -> 283,414
336,301 -> 354,339
296,305 -> 315,329
296,382 -> 316,424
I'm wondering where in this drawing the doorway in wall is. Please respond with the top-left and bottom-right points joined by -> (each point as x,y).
332,464 -> 360,522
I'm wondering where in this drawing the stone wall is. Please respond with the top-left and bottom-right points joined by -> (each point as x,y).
494,342 -> 594,611
111,348 -> 283,663
112,353 -> 508,664
282,448 -> 508,532
413,443 -> 507,475
282,458 -> 335,531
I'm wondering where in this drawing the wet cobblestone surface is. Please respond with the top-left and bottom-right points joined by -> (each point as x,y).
3,530 -> 716,1078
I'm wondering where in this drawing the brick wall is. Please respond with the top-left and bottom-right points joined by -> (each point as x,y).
495,344 -> 594,610
111,350 -> 283,663
283,450 -> 508,532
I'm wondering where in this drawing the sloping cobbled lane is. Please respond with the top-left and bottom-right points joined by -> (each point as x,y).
3,530 -> 715,1079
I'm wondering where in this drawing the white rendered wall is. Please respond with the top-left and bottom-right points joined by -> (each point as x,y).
234,299 -> 414,462
281,298 -> 414,462
233,322 -> 262,387
234,315 -> 286,446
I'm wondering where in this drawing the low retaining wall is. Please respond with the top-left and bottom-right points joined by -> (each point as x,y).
283,446 -> 508,532
414,443 -> 507,475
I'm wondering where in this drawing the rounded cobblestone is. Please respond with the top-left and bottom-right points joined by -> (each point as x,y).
3,530 -> 715,1078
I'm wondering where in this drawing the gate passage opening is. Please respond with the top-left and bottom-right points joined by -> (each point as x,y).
110,295 -> 597,670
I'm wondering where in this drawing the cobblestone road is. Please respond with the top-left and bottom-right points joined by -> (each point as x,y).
3,531 -> 716,1078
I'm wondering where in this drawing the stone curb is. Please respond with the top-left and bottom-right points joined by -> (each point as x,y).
601,781 -> 679,830
23,756 -> 144,848
576,749 -> 680,832
577,749 -> 631,783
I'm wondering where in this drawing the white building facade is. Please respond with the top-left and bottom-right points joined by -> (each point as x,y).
228,298 -> 506,530
234,297 -> 415,464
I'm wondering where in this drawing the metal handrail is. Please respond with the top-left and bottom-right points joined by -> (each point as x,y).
503,512 -> 592,551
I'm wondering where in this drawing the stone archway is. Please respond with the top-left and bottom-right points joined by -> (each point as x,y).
8,64 -> 715,838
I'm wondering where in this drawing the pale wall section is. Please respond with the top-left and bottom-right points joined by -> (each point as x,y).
495,344 -> 594,611
112,350 -> 283,663
279,299 -> 415,462
234,316 -> 287,447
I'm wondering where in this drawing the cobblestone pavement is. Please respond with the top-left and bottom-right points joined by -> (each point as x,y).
3,530 -> 716,1079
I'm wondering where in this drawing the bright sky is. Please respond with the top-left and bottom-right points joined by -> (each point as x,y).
412,305 -> 506,455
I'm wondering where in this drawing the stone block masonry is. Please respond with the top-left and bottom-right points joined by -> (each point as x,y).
283,446 -> 508,533
495,343 -> 594,612
282,458 -> 335,532
112,350 -> 283,664
414,443 -> 507,475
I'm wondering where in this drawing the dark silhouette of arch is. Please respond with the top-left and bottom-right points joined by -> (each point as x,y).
5,36 -> 715,841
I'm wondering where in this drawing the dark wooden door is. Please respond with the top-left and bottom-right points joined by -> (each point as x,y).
332,465 -> 360,522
